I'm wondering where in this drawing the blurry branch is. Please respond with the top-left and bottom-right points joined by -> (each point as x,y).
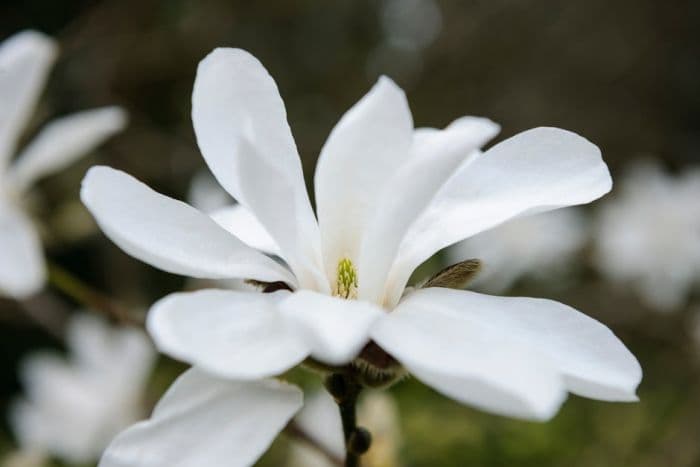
19,293 -> 71,339
284,421 -> 344,467
47,262 -> 144,327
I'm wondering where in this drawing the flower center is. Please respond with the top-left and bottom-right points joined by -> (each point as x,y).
335,257 -> 358,299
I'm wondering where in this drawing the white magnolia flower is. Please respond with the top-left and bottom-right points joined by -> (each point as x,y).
594,161 -> 700,311
187,170 -> 278,255
0,30 -> 126,299
447,208 -> 588,293
10,313 -> 155,464
81,48 -> 641,466
288,390 -> 401,467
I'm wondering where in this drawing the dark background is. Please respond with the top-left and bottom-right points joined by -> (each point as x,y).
1,1 -> 699,466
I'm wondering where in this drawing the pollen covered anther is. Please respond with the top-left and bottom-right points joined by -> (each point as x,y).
336,257 -> 358,299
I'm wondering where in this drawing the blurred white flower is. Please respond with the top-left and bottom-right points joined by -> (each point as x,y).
288,390 -> 344,467
448,208 -> 588,293
368,0 -> 443,85
594,161 -> 700,311
9,313 -> 155,464
99,369 -> 303,467
288,390 -> 401,467
0,30 -> 126,299
0,450 -> 47,467
82,48 -> 640,466
380,0 -> 442,51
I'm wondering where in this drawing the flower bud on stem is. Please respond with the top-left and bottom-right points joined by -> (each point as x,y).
325,373 -> 372,467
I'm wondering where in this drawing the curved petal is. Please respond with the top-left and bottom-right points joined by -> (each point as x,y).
293,391 -> 345,461
279,290 -> 383,365
314,77 -> 413,283
81,166 -> 295,285
405,288 -> 641,401
386,127 -> 612,306
147,289 -> 309,379
192,48 -> 326,292
209,204 -> 280,255
371,290 -> 567,421
98,368 -> 303,467
186,170 -> 232,213
0,204 -> 45,298
358,117 -> 499,304
7,107 -> 127,192
0,30 -> 57,168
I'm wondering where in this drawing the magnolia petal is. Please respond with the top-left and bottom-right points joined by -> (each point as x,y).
231,136 -> 327,291
186,170 -> 232,213
66,314 -> 155,392
279,290 -> 383,365
358,117 -> 499,304
9,361 -> 97,464
148,289 -> 309,379
7,107 -> 127,192
0,205 -> 45,298
81,166 -> 295,285
209,204 -> 280,255
293,391 -> 345,461
386,127 -> 612,306
0,30 -> 58,168
315,77 -> 413,282
192,48 -> 326,292
98,368 -> 303,467
408,287 -> 641,401
372,290 -> 567,421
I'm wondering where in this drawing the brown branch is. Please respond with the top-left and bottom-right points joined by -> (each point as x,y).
47,262 -> 143,327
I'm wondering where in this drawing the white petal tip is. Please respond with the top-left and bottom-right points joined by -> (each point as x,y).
374,75 -> 404,95
1,277 -> 45,300
80,165 -> 112,203
2,30 -> 58,60
449,116 -> 501,140
526,126 -> 612,195
98,106 -> 129,132
197,47 -> 259,75
518,390 -> 568,422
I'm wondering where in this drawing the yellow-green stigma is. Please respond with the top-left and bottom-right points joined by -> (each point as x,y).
336,257 -> 358,299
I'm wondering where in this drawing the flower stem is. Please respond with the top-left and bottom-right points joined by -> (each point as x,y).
325,373 -> 372,467
47,261 -> 142,326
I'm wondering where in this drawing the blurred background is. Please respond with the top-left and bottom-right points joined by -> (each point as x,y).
1,0 -> 699,466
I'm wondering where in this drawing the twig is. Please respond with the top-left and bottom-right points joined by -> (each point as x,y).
18,292 -> 71,339
325,373 -> 372,467
47,261 -> 143,327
